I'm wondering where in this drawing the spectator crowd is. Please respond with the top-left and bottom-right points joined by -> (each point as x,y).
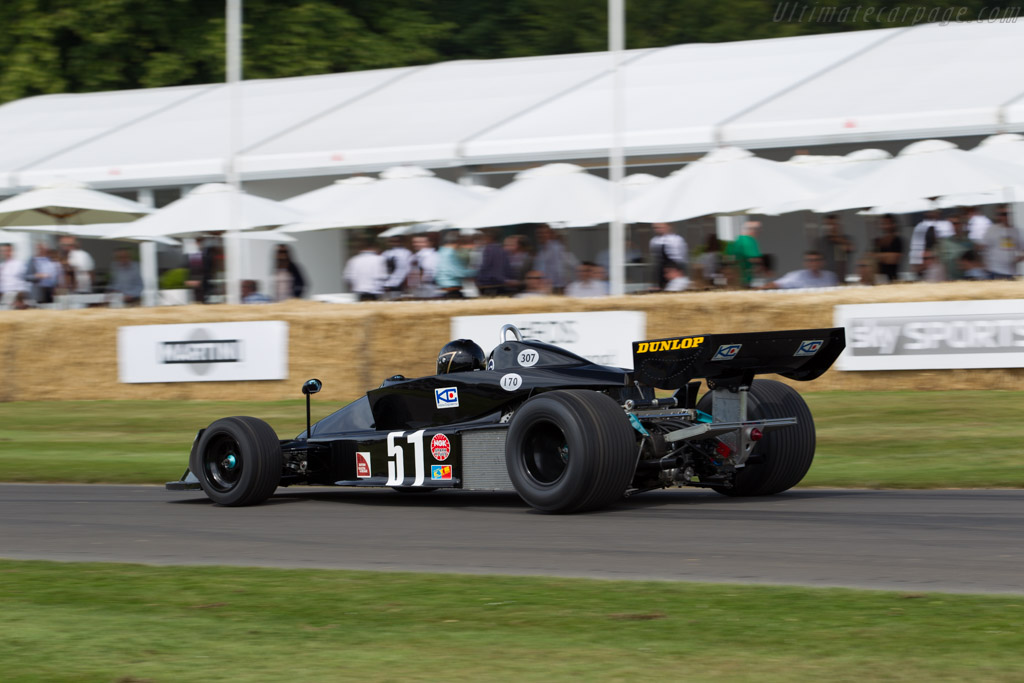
337,204 -> 1021,301
2,204 -> 1021,309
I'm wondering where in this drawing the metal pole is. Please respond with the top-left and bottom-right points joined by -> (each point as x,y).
608,0 -> 626,296
224,0 -> 243,304
136,188 -> 158,307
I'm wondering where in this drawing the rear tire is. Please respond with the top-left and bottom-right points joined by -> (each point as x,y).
697,380 -> 815,497
505,390 -> 637,513
190,416 -> 282,506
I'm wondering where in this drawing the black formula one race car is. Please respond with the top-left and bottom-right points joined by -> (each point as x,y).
168,324 -> 845,513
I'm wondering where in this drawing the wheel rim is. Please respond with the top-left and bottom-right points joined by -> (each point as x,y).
522,420 -> 569,485
202,434 -> 243,492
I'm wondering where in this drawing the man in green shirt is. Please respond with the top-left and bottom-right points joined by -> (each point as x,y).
726,220 -> 763,287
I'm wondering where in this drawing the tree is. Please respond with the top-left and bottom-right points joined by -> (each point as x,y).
0,0 -> 1014,105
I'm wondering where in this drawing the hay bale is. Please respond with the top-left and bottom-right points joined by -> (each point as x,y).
1,279 -> 1021,402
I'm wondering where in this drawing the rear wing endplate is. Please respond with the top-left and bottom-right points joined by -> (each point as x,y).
631,327 -> 845,390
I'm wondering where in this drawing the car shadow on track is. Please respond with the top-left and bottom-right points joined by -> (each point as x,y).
170,486 -> 870,514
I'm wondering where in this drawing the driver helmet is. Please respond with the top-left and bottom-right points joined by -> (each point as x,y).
437,339 -> 486,374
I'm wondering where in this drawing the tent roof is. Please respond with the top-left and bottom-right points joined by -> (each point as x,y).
1,20 -> 1022,191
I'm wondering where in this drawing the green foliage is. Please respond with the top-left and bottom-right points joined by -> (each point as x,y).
158,267 -> 188,290
0,0 -> 1016,105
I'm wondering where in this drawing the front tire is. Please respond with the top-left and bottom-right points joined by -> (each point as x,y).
697,379 -> 815,497
505,390 -> 637,513
190,416 -> 283,506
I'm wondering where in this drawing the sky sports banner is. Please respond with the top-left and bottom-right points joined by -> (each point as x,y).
452,311 -> 645,368
834,300 -> 1024,371
118,321 -> 288,383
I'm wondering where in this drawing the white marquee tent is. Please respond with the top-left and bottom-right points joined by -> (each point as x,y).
1,20 -> 1022,193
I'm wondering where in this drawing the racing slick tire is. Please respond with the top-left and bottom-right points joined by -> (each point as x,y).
697,379 -> 815,497
505,390 -> 637,513
190,416 -> 283,506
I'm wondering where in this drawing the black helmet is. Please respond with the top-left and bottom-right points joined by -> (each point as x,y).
437,339 -> 485,374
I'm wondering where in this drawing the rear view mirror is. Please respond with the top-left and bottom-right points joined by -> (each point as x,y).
302,378 -> 323,395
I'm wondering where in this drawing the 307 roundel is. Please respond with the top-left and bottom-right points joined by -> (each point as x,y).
430,433 -> 451,461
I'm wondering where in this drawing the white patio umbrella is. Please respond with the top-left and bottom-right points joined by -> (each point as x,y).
826,148 -> 893,181
971,133 -> 1024,166
0,179 -> 152,228
453,163 -> 614,228
107,183 -> 304,239
282,165 -> 484,232
814,139 -> 1024,213
378,220 -> 448,238
280,176 -> 377,215
620,172 -> 661,200
859,191 -> 1008,216
626,147 -> 835,222
20,223 -> 180,246
550,172 -> 659,229
751,154 -> 849,215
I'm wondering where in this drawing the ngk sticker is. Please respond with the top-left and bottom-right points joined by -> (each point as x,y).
355,452 -> 371,478
430,433 -> 451,461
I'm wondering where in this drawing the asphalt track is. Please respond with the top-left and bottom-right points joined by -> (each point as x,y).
2,484 -> 1022,595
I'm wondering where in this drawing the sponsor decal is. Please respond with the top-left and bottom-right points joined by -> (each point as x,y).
836,300 -> 1024,371
160,328 -> 242,377
635,337 -> 704,353
161,339 -> 240,364
486,357 -> 495,370
849,317 -> 1024,356
712,344 -> 742,361
795,340 -> 823,357
499,373 -> 523,391
355,452 -> 371,478
435,387 -> 459,409
431,464 -> 453,481
430,433 -> 451,461
517,349 -> 539,367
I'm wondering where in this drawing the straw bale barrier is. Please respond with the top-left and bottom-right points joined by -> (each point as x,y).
1,280 -> 1021,403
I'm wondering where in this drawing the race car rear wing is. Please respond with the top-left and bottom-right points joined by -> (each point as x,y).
631,327 -> 845,390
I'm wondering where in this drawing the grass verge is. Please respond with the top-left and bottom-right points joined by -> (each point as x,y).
0,391 -> 1022,488
2,560 -> 1023,683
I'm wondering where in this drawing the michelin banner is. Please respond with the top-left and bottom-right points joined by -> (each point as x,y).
834,299 -> 1024,371
451,311 -> 645,368
119,321 -> 288,383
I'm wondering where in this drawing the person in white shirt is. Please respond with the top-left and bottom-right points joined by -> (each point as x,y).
0,243 -> 29,306
408,234 -> 440,298
662,263 -> 691,292
761,250 -> 839,290
980,206 -> 1023,279
965,206 -> 993,243
649,222 -> 688,289
344,239 -> 387,301
564,262 -> 609,298
58,235 -> 94,293
909,210 -> 954,275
